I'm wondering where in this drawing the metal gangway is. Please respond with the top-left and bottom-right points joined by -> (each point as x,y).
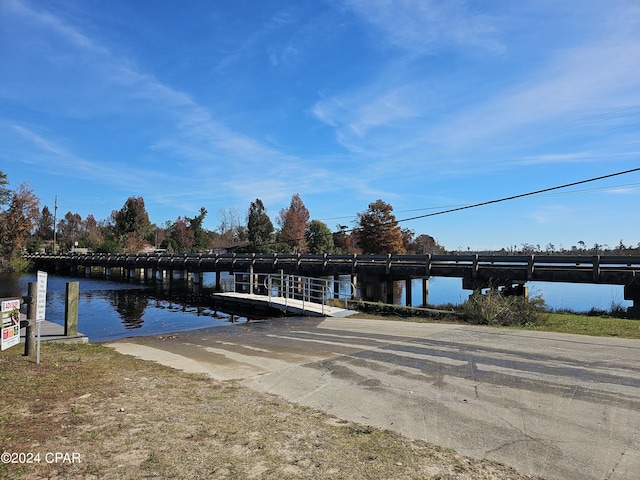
232,273 -> 356,317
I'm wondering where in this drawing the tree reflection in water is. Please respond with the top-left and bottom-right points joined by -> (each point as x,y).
111,290 -> 149,329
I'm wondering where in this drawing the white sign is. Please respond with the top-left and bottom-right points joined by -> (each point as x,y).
1,298 -> 21,351
36,271 -> 48,322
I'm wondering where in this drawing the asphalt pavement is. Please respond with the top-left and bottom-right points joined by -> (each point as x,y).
106,316 -> 640,480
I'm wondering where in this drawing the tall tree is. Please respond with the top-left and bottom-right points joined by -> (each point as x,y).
247,199 -> 274,253
170,216 -> 195,253
215,207 -> 246,249
355,199 -> 405,254
333,224 -> 358,254
411,234 -> 445,254
0,170 -> 10,208
35,205 -> 55,241
188,207 -> 208,252
114,196 -> 151,252
57,211 -> 83,250
305,219 -> 335,254
81,214 -> 104,251
277,193 -> 310,253
0,182 -> 40,267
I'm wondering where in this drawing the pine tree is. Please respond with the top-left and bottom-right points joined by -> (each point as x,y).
247,199 -> 274,253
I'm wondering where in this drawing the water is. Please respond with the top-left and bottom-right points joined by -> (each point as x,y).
1,272 -> 631,343
0,272 -> 256,343
400,277 -> 631,311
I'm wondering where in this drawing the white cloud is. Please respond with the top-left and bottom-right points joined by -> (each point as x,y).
344,0 -> 504,54
432,12 -> 640,152
312,77 -> 429,155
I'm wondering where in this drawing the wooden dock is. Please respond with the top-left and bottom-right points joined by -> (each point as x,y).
19,314 -> 88,344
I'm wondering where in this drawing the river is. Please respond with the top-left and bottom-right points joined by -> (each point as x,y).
0,272 -> 632,343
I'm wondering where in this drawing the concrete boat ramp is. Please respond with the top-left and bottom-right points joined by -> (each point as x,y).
107,317 -> 640,480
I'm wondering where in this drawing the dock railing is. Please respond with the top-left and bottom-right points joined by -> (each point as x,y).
263,274 -> 331,316
233,273 -> 359,316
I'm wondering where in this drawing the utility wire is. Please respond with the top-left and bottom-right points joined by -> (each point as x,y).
243,166 -> 640,249
396,166 -> 640,224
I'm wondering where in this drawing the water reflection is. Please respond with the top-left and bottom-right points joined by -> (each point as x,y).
110,290 -> 148,330
2,271 -> 632,342
1,273 -> 269,342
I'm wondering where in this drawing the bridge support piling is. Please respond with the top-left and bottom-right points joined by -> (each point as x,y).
405,277 -> 412,306
385,276 -> 395,304
624,283 -> 640,319
502,283 -> 529,299
192,272 -> 203,294
422,278 -> 429,306
85,266 -> 91,278
105,267 -> 112,279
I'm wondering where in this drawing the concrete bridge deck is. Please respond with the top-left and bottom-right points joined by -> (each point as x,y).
25,252 -> 640,316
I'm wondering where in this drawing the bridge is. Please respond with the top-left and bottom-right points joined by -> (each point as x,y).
24,252 -> 640,317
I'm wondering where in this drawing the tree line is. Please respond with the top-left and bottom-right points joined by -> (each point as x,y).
4,169 -> 636,273
0,170 -> 444,271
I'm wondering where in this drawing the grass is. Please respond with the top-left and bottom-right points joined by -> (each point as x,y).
523,311 -> 640,338
0,342 -> 539,480
347,298 -> 640,339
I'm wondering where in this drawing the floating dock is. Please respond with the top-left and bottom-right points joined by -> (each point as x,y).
211,292 -> 357,318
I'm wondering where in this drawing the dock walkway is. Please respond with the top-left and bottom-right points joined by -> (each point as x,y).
212,292 -> 357,318
19,314 -> 88,344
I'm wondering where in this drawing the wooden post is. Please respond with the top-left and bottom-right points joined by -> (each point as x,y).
64,282 -> 79,336
23,282 -> 37,356
351,274 -> 358,300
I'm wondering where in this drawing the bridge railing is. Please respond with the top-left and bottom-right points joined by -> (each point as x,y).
23,252 -> 640,285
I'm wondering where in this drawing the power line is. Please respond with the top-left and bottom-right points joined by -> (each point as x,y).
396,166 -> 640,224
245,166 -> 640,249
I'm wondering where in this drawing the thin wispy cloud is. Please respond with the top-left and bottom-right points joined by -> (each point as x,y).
3,0 -> 339,209
2,0 -> 639,248
345,0 -> 504,54
433,24 -> 640,152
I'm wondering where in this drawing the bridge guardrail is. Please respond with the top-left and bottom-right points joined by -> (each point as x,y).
23,252 -> 640,286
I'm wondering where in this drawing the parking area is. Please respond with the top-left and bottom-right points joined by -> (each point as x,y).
107,317 -> 640,480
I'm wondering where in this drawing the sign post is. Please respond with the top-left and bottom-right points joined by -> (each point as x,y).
36,271 -> 48,364
1,298 -> 21,351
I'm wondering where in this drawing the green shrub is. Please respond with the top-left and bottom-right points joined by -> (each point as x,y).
460,289 -> 547,326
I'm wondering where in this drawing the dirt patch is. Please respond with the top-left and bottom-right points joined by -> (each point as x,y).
0,343 -> 541,479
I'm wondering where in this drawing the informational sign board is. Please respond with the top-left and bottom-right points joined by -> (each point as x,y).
36,271 -> 47,321
1,298 -> 21,351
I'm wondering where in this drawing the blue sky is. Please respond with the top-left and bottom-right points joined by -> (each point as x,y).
2,0 -> 639,251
